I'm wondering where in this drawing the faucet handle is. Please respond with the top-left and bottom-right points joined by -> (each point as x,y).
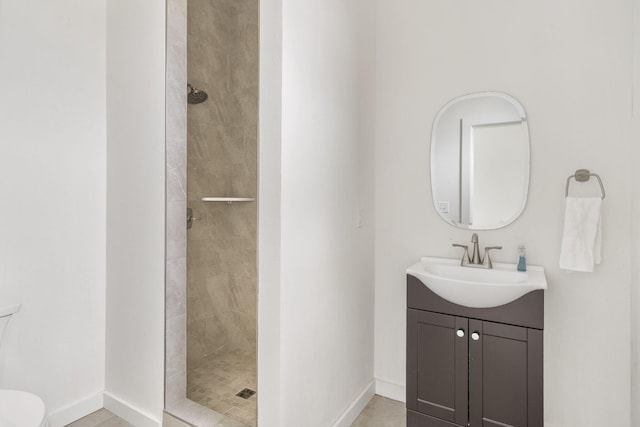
483,246 -> 503,269
452,243 -> 470,265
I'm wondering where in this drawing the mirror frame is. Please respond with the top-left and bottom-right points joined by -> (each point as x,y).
430,92 -> 530,230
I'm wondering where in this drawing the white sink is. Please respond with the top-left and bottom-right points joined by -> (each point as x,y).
407,257 -> 547,308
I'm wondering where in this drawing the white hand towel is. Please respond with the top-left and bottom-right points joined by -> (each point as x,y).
559,197 -> 602,272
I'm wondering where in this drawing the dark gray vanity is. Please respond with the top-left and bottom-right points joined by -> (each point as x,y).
406,274 -> 543,427
413,92 -> 543,426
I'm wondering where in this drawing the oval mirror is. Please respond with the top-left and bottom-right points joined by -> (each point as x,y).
431,92 -> 530,230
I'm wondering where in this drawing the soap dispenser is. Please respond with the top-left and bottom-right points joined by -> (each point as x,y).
517,245 -> 527,272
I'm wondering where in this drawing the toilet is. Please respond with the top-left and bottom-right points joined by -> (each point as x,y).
0,304 -> 49,427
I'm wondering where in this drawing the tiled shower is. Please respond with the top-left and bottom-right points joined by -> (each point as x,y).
166,0 -> 258,427
168,0 -> 259,425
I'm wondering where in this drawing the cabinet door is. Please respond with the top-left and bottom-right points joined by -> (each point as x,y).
469,320 -> 543,427
407,309 -> 468,426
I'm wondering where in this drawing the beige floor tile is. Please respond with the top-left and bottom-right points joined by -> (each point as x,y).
351,395 -> 406,427
98,417 -> 135,427
65,409 -> 115,427
163,412 -> 192,427
67,391 -> 402,427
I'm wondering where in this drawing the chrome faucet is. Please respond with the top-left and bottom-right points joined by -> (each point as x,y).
453,233 -> 502,269
470,233 -> 481,265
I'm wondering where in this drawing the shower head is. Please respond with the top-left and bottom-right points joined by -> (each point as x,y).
187,84 -> 208,104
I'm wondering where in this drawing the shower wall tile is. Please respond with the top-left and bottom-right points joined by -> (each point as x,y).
167,0 -> 187,204
167,257 -> 187,319
186,0 -> 258,366
229,0 -> 259,80
229,42 -> 259,91
166,0 -> 188,412
165,333 -> 186,408
166,69 -> 187,143
167,200 -> 187,260
193,126 -> 246,165
187,93 -> 228,128
166,313 -> 187,378
167,238 -> 187,263
166,369 -> 186,408
167,122 -> 187,203
167,0 -> 187,65
187,161 -> 254,200
226,87 -> 258,129
167,156 -> 187,203
188,0 -> 229,83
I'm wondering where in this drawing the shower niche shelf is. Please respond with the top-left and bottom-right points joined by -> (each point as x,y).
201,197 -> 256,204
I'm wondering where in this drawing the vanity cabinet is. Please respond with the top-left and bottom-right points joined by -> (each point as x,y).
407,275 -> 543,427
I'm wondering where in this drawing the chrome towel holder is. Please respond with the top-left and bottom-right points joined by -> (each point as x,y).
565,169 -> 606,199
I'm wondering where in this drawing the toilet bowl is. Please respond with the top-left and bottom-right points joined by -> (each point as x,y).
0,390 -> 48,427
0,304 -> 49,427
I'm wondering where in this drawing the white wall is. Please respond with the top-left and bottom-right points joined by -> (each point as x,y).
279,0 -> 376,425
0,0 -> 106,424
105,0 -> 166,424
375,1 -> 632,426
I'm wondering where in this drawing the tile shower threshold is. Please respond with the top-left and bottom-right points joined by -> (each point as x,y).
166,398 -> 249,427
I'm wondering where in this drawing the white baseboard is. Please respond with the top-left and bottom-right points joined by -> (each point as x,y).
47,391 -> 103,427
104,391 -> 162,427
331,380 -> 376,427
375,378 -> 406,403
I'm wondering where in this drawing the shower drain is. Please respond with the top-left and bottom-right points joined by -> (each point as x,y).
236,388 -> 256,399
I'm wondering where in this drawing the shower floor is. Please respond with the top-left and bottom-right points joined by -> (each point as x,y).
187,348 -> 257,427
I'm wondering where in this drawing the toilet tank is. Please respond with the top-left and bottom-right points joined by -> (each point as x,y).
0,304 -> 21,345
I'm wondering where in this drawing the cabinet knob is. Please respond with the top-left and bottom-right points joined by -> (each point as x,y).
456,329 -> 465,338
471,332 -> 480,341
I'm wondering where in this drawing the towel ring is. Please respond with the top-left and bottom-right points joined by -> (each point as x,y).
565,169 -> 606,199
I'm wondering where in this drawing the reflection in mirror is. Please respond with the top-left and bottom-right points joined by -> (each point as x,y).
431,92 -> 529,230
